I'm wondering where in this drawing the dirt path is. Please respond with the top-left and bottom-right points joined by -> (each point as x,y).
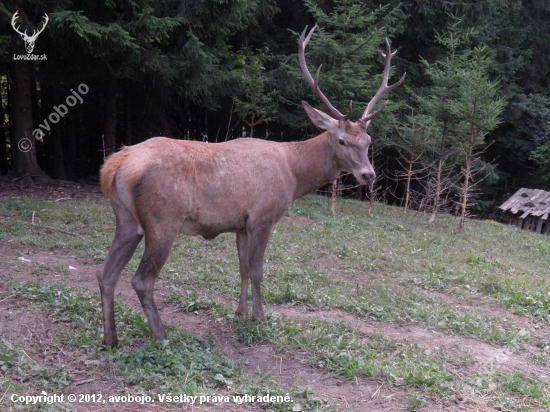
0,243 -> 414,412
3,241 -> 546,410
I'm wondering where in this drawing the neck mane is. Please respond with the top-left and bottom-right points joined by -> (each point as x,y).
284,132 -> 341,200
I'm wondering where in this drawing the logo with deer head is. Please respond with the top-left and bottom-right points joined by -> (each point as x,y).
11,11 -> 49,54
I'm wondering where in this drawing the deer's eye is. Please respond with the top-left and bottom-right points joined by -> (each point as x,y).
338,138 -> 346,146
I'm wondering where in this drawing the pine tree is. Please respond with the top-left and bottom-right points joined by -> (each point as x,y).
298,0 -> 406,115
392,110 -> 432,213
232,53 -> 279,138
413,16 -> 473,222
452,46 -> 506,233
410,15 -> 505,228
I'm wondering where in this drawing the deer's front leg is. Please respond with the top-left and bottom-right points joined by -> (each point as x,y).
235,231 -> 250,318
247,226 -> 272,325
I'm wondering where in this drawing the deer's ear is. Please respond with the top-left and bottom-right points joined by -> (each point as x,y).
302,101 -> 338,131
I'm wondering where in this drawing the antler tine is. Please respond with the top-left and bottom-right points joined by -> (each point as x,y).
28,13 -> 49,41
361,38 -> 406,126
299,25 -> 352,122
11,11 -> 27,37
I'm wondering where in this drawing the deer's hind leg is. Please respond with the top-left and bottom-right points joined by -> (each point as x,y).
97,202 -> 143,348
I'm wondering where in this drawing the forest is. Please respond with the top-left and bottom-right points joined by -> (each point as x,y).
1,0 -> 549,220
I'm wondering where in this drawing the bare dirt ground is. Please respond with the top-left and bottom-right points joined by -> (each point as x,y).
1,179 -> 547,411
0,242 -> 413,411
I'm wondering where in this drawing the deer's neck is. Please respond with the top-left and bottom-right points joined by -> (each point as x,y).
285,132 -> 341,200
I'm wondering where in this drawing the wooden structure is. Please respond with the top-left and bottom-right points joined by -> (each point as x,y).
499,188 -> 550,234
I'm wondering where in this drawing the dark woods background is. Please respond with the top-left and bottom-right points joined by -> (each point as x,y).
1,0 -> 549,218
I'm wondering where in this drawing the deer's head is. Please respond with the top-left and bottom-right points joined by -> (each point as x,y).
299,26 -> 405,185
12,11 -> 49,54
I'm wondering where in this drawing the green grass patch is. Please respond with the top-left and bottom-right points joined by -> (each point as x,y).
3,281 -> 334,412
464,371 -> 550,411
3,193 -> 550,410
0,339 -> 71,392
166,295 -> 465,399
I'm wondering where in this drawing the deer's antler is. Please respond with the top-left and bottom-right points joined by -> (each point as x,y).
27,13 -> 49,41
359,38 -> 406,128
298,25 -> 352,122
11,11 -> 49,41
11,11 -> 27,37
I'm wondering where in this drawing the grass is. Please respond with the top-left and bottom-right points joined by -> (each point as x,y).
166,297 -> 550,410
0,338 -> 71,392
2,193 -> 550,410
2,281 -> 331,412
169,299 -> 464,398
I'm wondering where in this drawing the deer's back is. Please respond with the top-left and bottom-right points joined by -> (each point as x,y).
102,137 -> 297,238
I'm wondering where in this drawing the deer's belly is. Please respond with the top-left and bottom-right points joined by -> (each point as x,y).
179,213 -> 247,239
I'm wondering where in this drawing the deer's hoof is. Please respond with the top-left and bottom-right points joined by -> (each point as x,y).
235,306 -> 248,318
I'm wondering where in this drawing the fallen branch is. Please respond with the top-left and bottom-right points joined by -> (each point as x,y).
29,212 -> 79,236
21,349 -> 39,367
75,378 -> 96,386
0,383 -> 13,404
0,294 -> 15,304
43,225 -> 79,237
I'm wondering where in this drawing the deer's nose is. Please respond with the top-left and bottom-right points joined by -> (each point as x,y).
361,172 -> 376,184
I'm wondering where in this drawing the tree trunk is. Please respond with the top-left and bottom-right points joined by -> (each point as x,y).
0,82 -> 7,175
104,70 -> 117,159
355,184 -> 363,200
50,123 -> 67,179
30,75 -> 44,170
251,114 -> 256,138
65,114 -> 77,180
368,152 -> 376,213
40,85 -> 53,175
403,151 -> 415,214
8,62 -> 47,179
429,158 -> 442,223
330,178 -> 337,214
457,133 -> 475,234
123,80 -> 132,146
50,89 -> 67,180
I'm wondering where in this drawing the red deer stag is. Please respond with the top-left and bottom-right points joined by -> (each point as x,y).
97,25 -> 405,347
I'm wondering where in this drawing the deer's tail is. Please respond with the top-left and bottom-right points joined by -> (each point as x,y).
100,150 -> 129,196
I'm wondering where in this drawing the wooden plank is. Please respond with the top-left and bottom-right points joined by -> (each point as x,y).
499,188 -> 527,211
539,195 -> 550,215
536,218 -> 544,234
500,188 -> 550,217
